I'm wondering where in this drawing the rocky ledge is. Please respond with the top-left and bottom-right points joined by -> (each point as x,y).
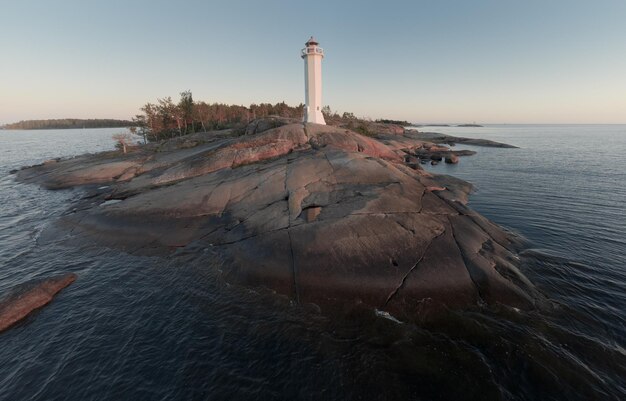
15,118 -> 541,320
0,273 -> 76,333
405,130 -> 518,148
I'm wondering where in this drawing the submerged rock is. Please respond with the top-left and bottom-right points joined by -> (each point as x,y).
16,119 -> 540,320
0,273 -> 76,333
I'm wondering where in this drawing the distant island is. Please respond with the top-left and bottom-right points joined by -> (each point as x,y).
412,124 -> 484,128
375,118 -> 413,126
1,118 -> 136,130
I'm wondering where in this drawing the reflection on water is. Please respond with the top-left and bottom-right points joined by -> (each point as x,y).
0,126 -> 625,400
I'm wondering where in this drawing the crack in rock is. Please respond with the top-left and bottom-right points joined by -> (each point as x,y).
384,230 -> 445,306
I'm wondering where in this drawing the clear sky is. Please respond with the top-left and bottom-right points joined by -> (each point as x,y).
1,0 -> 625,124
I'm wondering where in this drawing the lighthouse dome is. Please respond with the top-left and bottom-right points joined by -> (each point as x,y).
306,36 -> 319,46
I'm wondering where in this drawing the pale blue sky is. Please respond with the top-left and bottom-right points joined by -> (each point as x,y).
1,0 -> 625,124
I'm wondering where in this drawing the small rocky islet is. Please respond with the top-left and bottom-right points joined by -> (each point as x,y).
0,273 -> 76,333
12,118 -> 543,324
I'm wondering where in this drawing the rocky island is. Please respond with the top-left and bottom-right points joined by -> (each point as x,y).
14,118 -> 542,322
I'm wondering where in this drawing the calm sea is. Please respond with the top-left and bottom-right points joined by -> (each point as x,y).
0,125 -> 624,400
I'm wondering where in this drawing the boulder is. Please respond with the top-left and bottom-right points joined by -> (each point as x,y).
445,154 -> 459,164
430,154 -> 443,161
405,155 -> 419,164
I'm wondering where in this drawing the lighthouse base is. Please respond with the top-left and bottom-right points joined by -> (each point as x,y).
303,108 -> 326,125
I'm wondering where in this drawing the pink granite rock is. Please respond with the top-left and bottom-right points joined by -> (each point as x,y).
0,273 -> 76,333
16,119 -> 540,320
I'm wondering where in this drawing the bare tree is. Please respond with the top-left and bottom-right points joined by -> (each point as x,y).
178,90 -> 194,135
194,101 -> 209,132
112,133 -> 133,154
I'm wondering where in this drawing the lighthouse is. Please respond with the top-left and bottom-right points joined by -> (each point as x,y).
301,36 -> 326,125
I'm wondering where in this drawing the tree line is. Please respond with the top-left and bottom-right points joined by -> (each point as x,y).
132,91 -> 387,141
133,91 -> 308,141
2,119 -> 135,130
2,92 -> 411,137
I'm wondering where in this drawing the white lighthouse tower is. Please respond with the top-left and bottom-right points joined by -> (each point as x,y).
301,36 -> 326,125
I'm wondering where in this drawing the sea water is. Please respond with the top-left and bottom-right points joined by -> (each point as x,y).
0,126 -> 624,400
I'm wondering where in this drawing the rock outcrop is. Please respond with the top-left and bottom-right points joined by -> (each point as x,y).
405,130 -> 518,148
15,119 -> 540,320
0,273 -> 76,333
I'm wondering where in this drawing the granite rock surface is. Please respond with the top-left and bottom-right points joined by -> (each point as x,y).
0,273 -> 76,333
16,120 -> 539,319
